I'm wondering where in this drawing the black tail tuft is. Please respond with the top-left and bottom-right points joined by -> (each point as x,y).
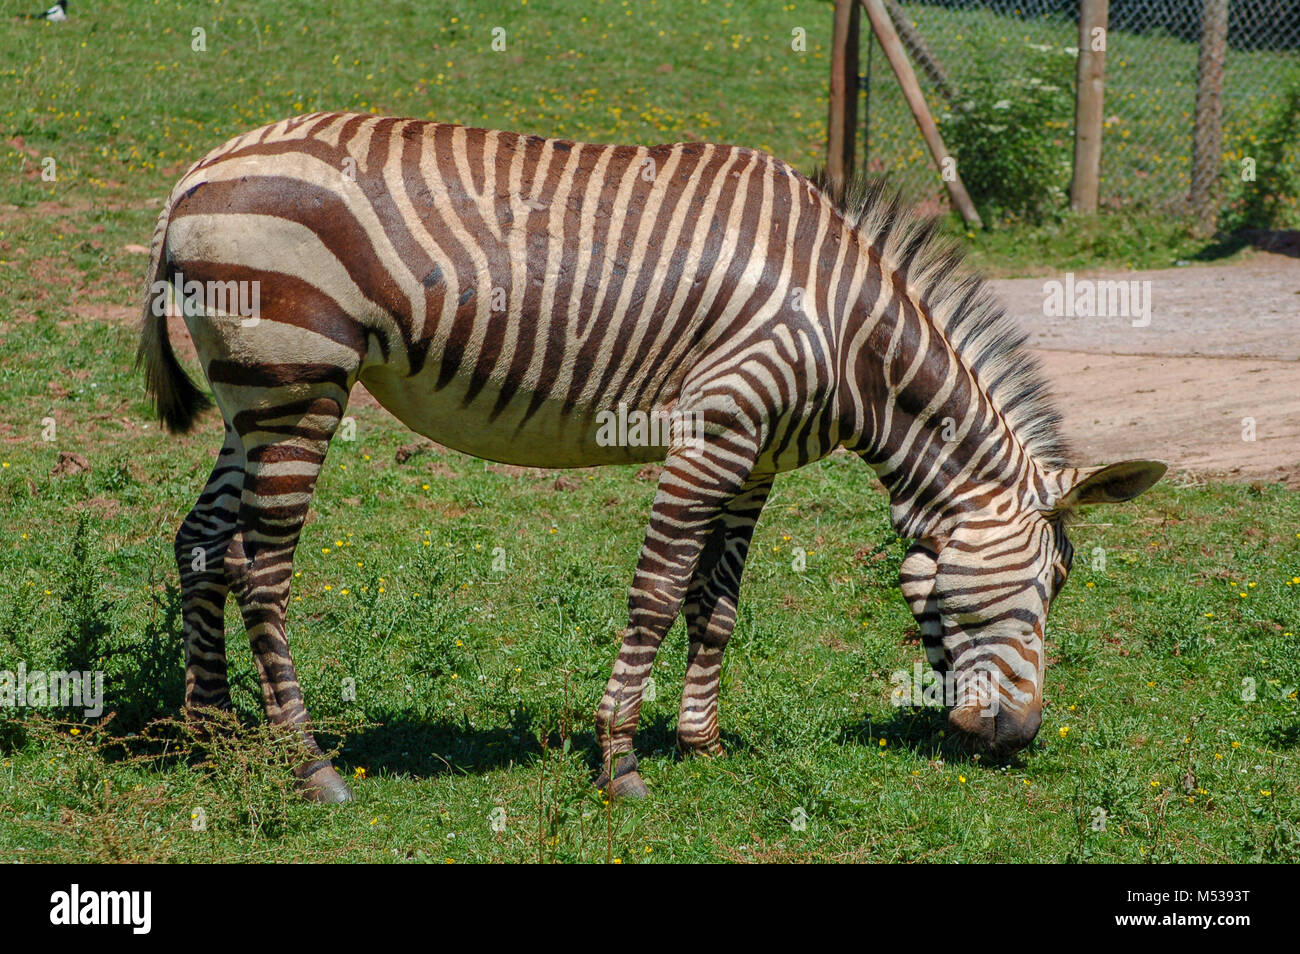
137,204 -> 212,434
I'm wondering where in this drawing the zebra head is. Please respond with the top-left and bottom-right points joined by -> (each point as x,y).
899,459 -> 1166,756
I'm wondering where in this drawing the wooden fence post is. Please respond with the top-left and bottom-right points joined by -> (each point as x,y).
1070,0 -> 1109,213
1190,0 -> 1229,234
827,0 -> 861,199
858,0 -> 983,227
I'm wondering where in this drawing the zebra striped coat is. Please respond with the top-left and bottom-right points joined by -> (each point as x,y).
139,112 -> 1164,802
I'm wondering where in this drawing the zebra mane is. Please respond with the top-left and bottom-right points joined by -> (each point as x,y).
811,170 -> 1069,469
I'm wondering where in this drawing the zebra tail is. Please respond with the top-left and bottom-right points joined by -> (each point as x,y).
136,199 -> 211,433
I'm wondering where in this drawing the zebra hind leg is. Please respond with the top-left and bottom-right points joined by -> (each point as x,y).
676,475 -> 772,757
176,423 -> 245,713
223,386 -> 353,803
595,438 -> 760,798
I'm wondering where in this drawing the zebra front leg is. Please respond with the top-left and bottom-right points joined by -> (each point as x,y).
176,424 -> 245,713
224,391 -> 352,804
677,475 -> 772,757
595,443 -> 759,798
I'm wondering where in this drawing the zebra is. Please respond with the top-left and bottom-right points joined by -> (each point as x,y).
138,111 -> 1165,802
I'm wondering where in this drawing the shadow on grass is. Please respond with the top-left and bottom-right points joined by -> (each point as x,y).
841,706 -> 1034,767
329,710 -> 748,782
327,703 -> 1043,782
329,711 -> 550,780
1193,228 -> 1300,262
100,588 -> 1039,781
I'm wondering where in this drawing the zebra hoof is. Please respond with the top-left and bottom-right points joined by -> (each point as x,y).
677,736 -> 726,759
595,753 -> 649,799
609,771 -> 649,800
295,763 -> 355,804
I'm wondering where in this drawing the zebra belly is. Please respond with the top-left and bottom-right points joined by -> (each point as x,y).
358,362 -> 672,469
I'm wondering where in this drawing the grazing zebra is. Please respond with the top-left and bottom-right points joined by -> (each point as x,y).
138,111 -> 1164,802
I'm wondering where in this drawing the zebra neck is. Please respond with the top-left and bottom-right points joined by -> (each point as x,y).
837,272 -> 1044,542
866,437 -> 1042,543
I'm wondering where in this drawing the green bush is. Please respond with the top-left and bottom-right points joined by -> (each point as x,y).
940,45 -> 1075,224
1219,84 -> 1300,232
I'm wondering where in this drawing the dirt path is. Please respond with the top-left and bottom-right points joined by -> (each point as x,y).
990,252 -> 1300,486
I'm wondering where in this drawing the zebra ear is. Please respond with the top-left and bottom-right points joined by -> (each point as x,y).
1048,460 -> 1167,512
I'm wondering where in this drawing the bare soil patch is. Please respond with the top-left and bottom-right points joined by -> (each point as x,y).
991,252 -> 1300,485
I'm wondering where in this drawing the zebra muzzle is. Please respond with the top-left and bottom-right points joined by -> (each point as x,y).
947,701 -> 1042,756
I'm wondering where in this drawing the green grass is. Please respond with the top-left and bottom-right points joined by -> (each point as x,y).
1,311 -> 1297,862
0,0 -> 1297,863
943,206 -> 1238,275
1,0 -> 1288,283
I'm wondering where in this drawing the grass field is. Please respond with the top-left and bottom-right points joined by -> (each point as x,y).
1,0 -> 1297,863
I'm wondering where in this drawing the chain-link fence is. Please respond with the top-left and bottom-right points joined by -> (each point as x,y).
854,0 -> 1300,220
